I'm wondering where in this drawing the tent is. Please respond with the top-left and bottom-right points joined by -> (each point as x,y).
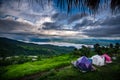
102,54 -> 112,63
91,55 -> 105,66
73,56 -> 92,72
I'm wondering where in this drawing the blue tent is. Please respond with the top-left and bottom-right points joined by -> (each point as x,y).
76,56 -> 92,71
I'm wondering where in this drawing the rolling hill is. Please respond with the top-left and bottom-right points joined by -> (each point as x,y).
0,54 -> 120,80
0,37 -> 74,57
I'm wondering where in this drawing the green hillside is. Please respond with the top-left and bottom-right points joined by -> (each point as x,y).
0,54 -> 120,80
0,37 -> 120,80
0,37 -> 74,57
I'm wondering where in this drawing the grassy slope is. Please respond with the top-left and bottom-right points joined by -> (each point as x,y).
37,55 -> 120,80
1,54 -> 120,80
0,54 -> 77,80
40,62 -> 120,80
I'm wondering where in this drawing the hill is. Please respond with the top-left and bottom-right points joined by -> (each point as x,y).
0,37 -> 74,57
0,54 -> 120,80
16,37 -> 120,46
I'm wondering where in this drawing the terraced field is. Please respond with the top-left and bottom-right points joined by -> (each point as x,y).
0,54 -> 120,80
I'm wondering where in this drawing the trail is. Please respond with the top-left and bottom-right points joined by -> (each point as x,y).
14,65 -> 71,80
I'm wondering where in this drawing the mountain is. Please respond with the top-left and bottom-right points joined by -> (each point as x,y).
17,37 -> 120,46
50,38 -> 120,46
0,37 -> 74,57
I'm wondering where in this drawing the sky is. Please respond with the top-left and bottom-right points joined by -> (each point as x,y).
0,0 -> 120,42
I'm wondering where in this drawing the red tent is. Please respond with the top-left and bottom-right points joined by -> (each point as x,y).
102,54 -> 112,63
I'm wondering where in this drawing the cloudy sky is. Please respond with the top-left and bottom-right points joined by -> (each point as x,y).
0,0 -> 120,42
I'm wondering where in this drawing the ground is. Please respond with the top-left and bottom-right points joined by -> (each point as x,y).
0,54 -> 120,80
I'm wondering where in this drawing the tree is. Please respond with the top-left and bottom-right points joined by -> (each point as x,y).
115,43 -> 119,49
101,46 -> 106,53
108,43 -> 114,56
114,43 -> 120,54
109,43 -> 113,48
73,48 -> 80,56
94,43 -> 101,55
80,45 -> 90,57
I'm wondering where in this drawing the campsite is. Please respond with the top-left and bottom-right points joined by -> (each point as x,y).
0,38 -> 120,80
0,0 -> 120,80
0,53 -> 120,80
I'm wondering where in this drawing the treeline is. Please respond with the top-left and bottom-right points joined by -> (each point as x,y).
0,42 -> 119,66
72,43 -> 120,57
0,55 -> 45,66
0,54 -> 61,66
0,37 -> 73,57
0,37 -> 73,66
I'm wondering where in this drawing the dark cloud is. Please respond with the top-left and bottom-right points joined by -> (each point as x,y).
0,0 -> 120,38
83,15 -> 120,37
100,15 -> 120,26
73,23 -> 84,30
42,22 -> 61,30
0,31 -> 54,41
72,18 -> 93,30
41,13 -> 68,30
0,0 -> 3,7
68,13 -> 88,23
51,13 -> 68,21
83,26 -> 120,37
0,19 -> 33,33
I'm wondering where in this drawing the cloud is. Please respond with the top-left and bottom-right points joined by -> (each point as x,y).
83,25 -> 120,37
42,22 -> 61,30
83,15 -> 120,37
27,41 -> 93,49
0,17 -> 34,34
100,15 -> 120,26
72,18 -> 94,30
0,15 -> 86,38
0,0 -> 120,39
1,14 -> 119,38
68,13 -> 88,24
0,0 -> 56,23
51,13 -> 68,21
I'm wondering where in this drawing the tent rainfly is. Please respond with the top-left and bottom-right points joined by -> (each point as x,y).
102,54 -> 112,63
72,56 -> 93,72
91,55 -> 105,66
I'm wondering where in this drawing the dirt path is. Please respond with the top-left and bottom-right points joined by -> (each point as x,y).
14,65 -> 71,80
18,71 -> 49,80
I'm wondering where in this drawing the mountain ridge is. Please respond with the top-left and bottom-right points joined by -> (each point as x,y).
0,37 -> 74,57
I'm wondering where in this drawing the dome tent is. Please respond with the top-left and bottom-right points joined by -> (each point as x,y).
73,56 -> 93,72
91,55 -> 105,66
102,54 -> 112,63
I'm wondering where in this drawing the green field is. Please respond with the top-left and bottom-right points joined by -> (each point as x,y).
0,54 -> 120,80
0,38 -> 120,80
0,54 -> 76,80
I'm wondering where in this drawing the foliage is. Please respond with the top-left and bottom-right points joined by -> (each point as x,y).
0,54 -> 77,80
0,55 -> 34,66
72,43 -> 120,57
0,37 -> 73,57
94,43 -> 120,56
0,38 -> 120,80
38,60 -> 120,80
94,43 -> 101,55
1,53 -> 119,80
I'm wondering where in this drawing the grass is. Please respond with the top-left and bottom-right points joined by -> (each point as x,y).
0,54 -> 120,80
0,54 -> 77,80
38,61 -> 120,80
